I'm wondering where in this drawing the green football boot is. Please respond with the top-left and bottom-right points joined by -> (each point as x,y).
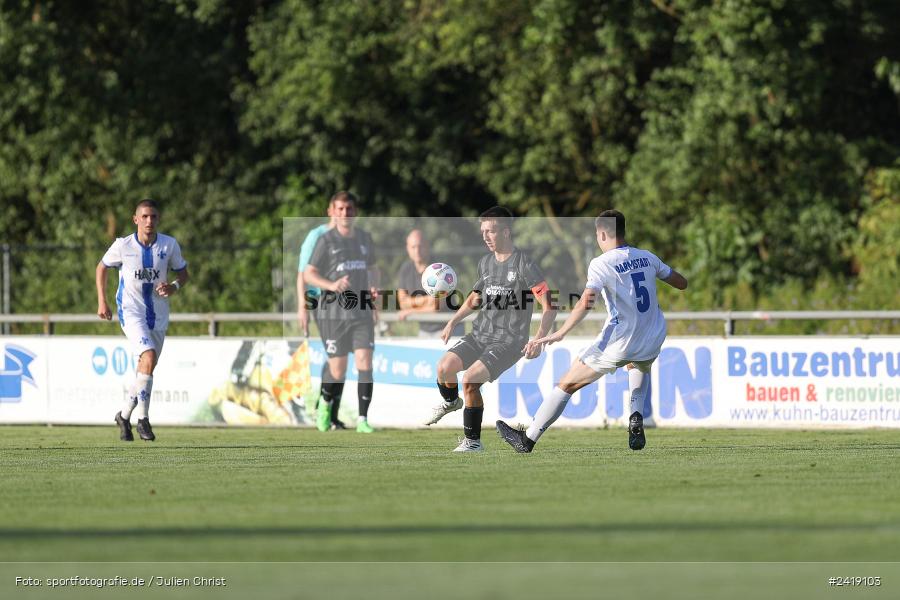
356,418 -> 375,434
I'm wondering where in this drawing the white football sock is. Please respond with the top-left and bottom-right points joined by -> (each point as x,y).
121,380 -> 139,420
526,386 -> 571,443
132,373 -> 153,419
629,367 -> 650,416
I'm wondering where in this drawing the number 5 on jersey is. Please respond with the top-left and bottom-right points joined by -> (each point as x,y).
631,272 -> 650,313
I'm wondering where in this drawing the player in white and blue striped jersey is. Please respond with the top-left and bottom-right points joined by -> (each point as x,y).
95,199 -> 189,442
496,209 -> 688,452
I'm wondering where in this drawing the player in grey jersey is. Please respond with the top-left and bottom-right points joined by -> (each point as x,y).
426,206 -> 557,452
304,192 -> 380,433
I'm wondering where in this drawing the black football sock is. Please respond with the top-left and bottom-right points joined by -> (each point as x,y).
463,406 -> 484,440
357,370 -> 373,418
437,381 -> 459,401
331,393 -> 343,423
321,380 -> 344,411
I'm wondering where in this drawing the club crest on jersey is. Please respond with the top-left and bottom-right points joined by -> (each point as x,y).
134,268 -> 161,282
507,271 -> 516,282
157,249 -> 167,259
359,244 -> 368,255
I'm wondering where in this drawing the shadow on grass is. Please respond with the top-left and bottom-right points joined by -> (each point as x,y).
13,442 -> 900,452
0,521 -> 897,540
5,445 -> 384,451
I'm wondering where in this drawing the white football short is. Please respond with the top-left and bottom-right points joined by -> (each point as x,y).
577,344 -> 657,376
121,320 -> 167,359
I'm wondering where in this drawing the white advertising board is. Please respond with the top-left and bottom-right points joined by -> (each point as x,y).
1,336 -> 897,428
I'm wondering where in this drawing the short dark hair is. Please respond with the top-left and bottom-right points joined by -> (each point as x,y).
595,209 -> 625,239
329,191 -> 358,206
478,206 -> 513,231
135,198 -> 159,212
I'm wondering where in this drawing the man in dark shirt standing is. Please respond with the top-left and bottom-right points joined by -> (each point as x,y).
426,207 -> 558,451
396,229 -> 463,338
304,191 -> 380,433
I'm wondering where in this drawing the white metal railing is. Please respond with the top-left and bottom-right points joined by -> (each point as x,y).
1,310 -> 899,336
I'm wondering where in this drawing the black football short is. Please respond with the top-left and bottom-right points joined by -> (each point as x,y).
448,334 -> 526,382
318,317 -> 375,357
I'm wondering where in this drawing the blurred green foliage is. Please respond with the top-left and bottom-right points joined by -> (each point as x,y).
1,0 -> 897,334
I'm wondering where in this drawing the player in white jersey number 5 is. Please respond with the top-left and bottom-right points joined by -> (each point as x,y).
95,199 -> 189,441
496,210 -> 687,453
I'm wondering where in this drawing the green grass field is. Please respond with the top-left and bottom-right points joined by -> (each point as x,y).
2,425 -> 899,599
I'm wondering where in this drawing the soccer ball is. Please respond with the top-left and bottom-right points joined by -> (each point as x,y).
421,262 -> 458,298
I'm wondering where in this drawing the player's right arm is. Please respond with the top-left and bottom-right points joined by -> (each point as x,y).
296,272 -> 310,335
524,286 -> 596,352
96,239 -> 121,321
441,254 -> 489,343
662,269 -> 688,290
295,229 -> 323,336
440,290 -> 480,344
303,236 -> 349,293
303,265 -> 349,293
95,262 -> 112,320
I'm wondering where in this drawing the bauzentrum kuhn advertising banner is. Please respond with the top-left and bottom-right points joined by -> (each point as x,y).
1,337 -> 898,429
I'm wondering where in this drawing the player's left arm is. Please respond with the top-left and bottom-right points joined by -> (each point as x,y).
366,231 -> 380,299
523,281 -> 557,359
158,266 -> 189,298
654,253 -> 688,290
662,269 -> 688,290
367,265 -> 381,298
174,267 -> 190,287
157,241 -> 189,298
367,265 -> 381,323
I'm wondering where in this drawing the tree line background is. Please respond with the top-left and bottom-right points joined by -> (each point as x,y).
1,0 -> 898,334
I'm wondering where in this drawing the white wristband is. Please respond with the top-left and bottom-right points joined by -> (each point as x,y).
171,281 -> 181,291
